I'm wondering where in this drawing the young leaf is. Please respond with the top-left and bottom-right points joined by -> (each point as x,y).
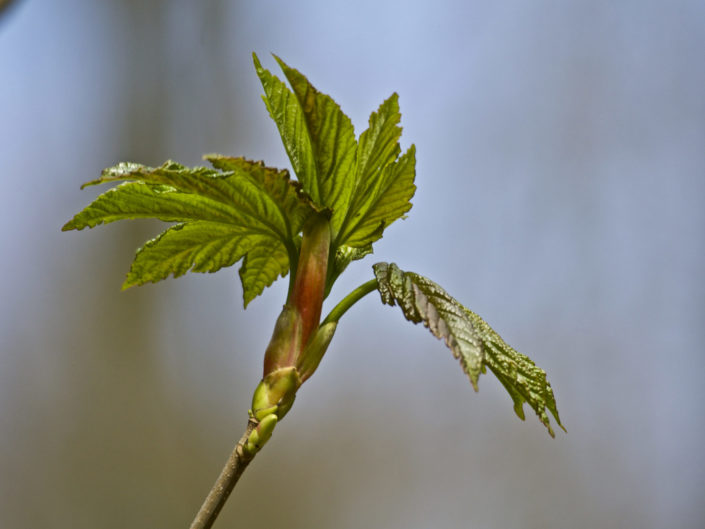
337,145 -> 416,248
61,180 -> 240,229
327,244 -> 374,295
254,54 -> 357,237
335,94 -> 416,249
63,159 -> 318,301
356,94 -> 403,191
71,160 -> 316,243
254,55 -> 416,265
272,55 -> 358,237
373,262 -> 564,437
253,54 -> 319,202
124,222 -> 260,289
239,238 -> 290,307
205,155 -> 317,239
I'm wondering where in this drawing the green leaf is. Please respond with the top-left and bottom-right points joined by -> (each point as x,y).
373,262 -> 564,437
253,55 -> 318,201
462,308 -> 565,437
254,54 -> 357,237
326,244 -> 374,298
63,159 -> 318,299
239,238 -> 291,307
204,155 -> 319,239
61,181 -> 242,230
124,222 -> 260,288
356,94 -> 403,190
68,160 -> 316,244
64,57 -> 418,305
338,145 -> 416,248
254,54 -> 416,259
335,93 -> 414,248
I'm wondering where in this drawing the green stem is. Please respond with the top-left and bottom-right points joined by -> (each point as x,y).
322,279 -> 378,325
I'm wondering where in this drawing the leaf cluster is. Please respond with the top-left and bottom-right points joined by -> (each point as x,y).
63,54 -> 563,437
63,54 -> 415,306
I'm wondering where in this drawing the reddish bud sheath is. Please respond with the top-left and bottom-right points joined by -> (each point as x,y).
261,214 -> 331,378
290,214 -> 331,348
262,305 -> 302,377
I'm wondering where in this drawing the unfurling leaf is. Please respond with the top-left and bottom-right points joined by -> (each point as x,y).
338,145 -> 416,248
238,238 -> 290,307
124,222 -> 259,289
373,262 -> 564,437
62,158 -> 318,303
254,54 -> 416,259
271,55 -> 358,237
254,53 -> 357,229
336,94 -> 416,249
327,244 -> 374,294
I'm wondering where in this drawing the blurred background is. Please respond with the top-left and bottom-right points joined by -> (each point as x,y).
1,1 -> 703,527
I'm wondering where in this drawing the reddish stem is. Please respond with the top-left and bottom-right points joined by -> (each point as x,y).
291,215 -> 331,347
262,214 -> 331,377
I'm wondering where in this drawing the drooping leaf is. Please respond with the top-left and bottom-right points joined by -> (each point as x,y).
373,262 -> 564,437
239,238 -> 291,307
462,308 -> 564,437
254,54 -> 358,238
63,159 -> 317,299
373,262 -> 484,388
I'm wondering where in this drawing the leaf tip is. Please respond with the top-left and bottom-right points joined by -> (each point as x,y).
552,410 -> 567,435
513,400 -> 526,421
271,52 -> 284,67
121,273 -> 140,290
252,52 -> 264,72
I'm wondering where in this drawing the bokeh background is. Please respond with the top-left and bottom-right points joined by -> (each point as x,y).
1,1 -> 704,527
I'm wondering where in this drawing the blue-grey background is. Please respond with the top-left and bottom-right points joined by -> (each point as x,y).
1,1 -> 703,527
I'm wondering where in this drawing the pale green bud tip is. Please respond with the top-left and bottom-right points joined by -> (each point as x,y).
244,414 -> 278,455
251,366 -> 301,421
297,322 -> 338,382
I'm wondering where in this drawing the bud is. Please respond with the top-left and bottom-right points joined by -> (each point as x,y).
251,213 -> 332,436
251,366 -> 301,421
262,305 -> 302,377
290,214 -> 331,348
261,214 -> 331,379
244,414 -> 278,456
296,322 -> 337,382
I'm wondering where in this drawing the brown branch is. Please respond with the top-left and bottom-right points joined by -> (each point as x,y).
189,417 -> 258,529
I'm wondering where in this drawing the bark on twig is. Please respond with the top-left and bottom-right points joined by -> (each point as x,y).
189,417 -> 258,529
